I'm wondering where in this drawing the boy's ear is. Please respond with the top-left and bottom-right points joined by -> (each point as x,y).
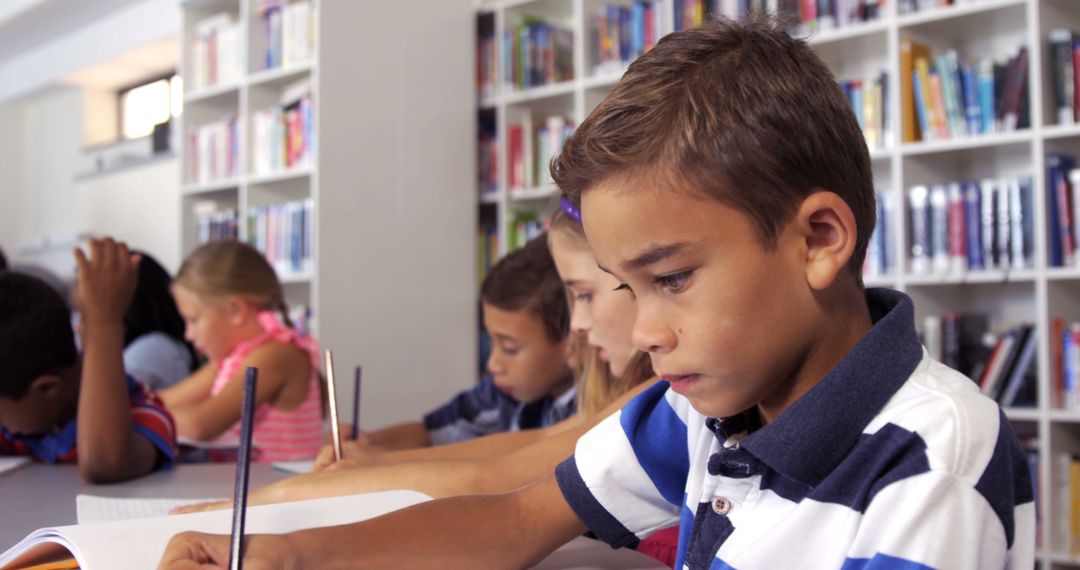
30,374 -> 64,399
794,190 -> 858,291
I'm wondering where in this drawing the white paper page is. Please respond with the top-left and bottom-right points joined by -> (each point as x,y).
0,457 -> 30,476
76,495 -> 228,524
271,460 -> 313,474
0,490 -> 433,570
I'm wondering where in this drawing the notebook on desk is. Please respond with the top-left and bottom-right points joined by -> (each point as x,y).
0,490 -> 431,570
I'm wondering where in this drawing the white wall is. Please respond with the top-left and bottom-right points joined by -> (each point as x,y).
13,87 -> 84,278
0,102 -> 25,263
77,158 -> 180,273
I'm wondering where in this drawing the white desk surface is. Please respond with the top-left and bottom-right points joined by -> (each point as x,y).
0,463 -> 665,569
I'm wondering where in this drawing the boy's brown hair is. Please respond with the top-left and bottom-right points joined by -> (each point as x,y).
553,15 -> 875,275
481,233 -> 569,344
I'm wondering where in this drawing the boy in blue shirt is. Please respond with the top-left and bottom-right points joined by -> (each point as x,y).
359,234 -> 576,450
160,17 -> 1033,568
0,239 -> 176,483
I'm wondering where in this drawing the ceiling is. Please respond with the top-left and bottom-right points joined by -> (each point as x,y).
0,0 -> 178,93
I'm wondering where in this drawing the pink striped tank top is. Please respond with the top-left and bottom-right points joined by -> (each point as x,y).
210,311 -> 324,462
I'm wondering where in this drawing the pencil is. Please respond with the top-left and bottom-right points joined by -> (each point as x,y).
352,365 -> 362,440
229,366 -> 258,570
324,350 -> 343,462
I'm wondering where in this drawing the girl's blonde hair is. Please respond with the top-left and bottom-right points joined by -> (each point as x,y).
549,208 -> 655,417
174,240 -> 294,328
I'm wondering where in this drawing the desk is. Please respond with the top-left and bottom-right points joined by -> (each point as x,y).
0,464 -> 665,569
0,463 -> 289,547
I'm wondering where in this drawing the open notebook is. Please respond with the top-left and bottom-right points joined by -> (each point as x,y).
0,490 -> 430,570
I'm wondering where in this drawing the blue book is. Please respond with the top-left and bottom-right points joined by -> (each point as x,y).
961,61 -> 981,136
978,59 -> 996,134
963,181 -> 983,270
1047,154 -> 1075,267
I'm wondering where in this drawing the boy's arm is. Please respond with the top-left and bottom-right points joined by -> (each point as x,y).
185,378 -> 661,512
167,343 -> 302,441
364,421 -> 432,450
159,473 -> 587,569
74,239 -> 159,483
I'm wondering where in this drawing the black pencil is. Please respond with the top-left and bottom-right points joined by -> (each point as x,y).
229,366 -> 258,570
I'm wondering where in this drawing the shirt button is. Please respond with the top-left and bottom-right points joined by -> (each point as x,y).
711,496 -> 731,516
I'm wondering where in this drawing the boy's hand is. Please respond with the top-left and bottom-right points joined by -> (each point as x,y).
157,531 -> 303,569
74,238 -> 141,326
312,438 -> 385,471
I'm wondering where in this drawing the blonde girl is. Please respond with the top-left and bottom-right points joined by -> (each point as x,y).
160,240 -> 322,462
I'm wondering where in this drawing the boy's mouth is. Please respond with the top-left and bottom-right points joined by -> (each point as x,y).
663,373 -> 700,394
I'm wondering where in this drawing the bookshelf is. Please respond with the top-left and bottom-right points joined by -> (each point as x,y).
474,0 -> 1080,565
179,0 -> 477,427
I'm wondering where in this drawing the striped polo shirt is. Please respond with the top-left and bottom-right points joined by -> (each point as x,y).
556,288 -> 1035,569
0,375 -> 177,468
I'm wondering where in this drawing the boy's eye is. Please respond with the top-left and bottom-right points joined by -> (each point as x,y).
574,292 -> 593,303
655,270 -> 692,293
613,283 -> 636,298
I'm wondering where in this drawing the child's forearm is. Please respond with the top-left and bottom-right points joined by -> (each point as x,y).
292,477 -> 585,569
77,321 -> 156,482
369,421 -> 568,466
366,421 -> 432,450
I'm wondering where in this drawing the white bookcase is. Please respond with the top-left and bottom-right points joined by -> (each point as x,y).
475,0 -> 1080,565
179,0 -> 478,427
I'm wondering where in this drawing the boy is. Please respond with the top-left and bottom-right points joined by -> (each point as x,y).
0,238 -> 176,483
362,234 -> 576,450
159,17 -> 1033,568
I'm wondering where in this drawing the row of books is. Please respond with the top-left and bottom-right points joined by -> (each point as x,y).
195,209 -> 239,244
589,2 -> 661,76
246,199 -> 313,277
508,115 -> 575,191
503,17 -> 574,92
900,40 -> 1029,143
190,13 -> 242,90
674,0 -> 882,35
257,0 -> 316,71
252,79 -> 314,176
863,192 -> 897,278
840,71 -> 889,151
1047,154 -> 1080,268
898,0 -> 962,15
923,314 -> 1036,408
186,116 -> 239,185
908,177 -> 1034,276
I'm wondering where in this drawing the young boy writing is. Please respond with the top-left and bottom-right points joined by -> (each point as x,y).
159,17 -> 1033,568
358,234 -> 577,451
0,238 -> 176,483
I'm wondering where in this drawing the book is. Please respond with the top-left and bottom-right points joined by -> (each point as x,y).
0,491 -> 431,570
1051,29 -> 1076,124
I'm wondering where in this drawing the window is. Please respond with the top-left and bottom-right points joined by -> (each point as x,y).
119,73 -> 183,140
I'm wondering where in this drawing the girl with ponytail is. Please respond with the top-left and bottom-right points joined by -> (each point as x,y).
160,239 -> 323,462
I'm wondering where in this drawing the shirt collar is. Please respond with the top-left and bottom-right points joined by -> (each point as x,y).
736,288 -> 924,487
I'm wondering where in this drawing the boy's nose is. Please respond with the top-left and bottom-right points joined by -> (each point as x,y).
632,306 -> 676,355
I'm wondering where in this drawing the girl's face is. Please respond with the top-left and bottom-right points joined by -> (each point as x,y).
549,232 -> 637,377
172,286 -> 243,363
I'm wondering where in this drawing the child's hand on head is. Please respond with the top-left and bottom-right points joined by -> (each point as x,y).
73,237 -> 141,326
